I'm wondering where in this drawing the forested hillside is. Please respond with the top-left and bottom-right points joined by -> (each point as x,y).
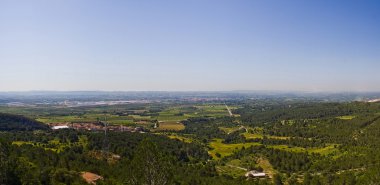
0,113 -> 48,131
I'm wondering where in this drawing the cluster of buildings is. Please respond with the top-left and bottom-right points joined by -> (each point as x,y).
49,122 -> 144,132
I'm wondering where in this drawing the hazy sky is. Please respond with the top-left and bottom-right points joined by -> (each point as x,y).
0,0 -> 379,91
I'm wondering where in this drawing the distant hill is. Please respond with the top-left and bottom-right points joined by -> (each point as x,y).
0,113 -> 48,131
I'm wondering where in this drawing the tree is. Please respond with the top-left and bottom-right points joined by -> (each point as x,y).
0,139 -> 9,185
127,139 -> 172,185
303,172 -> 312,185
50,168 -> 83,185
14,157 -> 41,185
274,174 -> 283,185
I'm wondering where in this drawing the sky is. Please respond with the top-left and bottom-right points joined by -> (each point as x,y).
0,0 -> 379,92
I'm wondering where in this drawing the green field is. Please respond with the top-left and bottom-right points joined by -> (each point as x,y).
36,113 -> 137,125
240,130 -> 290,140
219,127 -> 241,134
267,144 -> 339,155
167,134 -> 194,143
336,115 -> 356,120
242,132 -> 264,139
156,121 -> 185,131
157,104 -> 236,121
209,139 -> 261,159
19,104 -> 239,135
216,163 -> 247,178
216,154 -> 277,179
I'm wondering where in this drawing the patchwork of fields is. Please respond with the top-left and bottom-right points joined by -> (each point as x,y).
34,104 -> 238,131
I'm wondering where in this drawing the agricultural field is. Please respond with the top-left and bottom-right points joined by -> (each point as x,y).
157,104 -> 237,120
27,103 -> 237,131
36,113 -> 138,125
155,121 -> 185,131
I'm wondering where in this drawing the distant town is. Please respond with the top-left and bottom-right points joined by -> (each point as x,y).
49,122 -> 145,133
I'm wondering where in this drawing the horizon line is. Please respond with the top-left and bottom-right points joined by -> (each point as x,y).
1,90 -> 380,94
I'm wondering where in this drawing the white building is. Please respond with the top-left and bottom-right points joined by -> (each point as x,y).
52,125 -> 70,130
245,171 -> 266,178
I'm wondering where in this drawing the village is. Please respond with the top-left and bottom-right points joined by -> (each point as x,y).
49,122 -> 145,133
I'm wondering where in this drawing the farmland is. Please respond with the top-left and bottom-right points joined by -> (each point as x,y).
28,103 -> 237,131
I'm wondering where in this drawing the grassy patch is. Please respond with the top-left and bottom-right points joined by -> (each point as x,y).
209,139 -> 261,159
157,114 -> 187,121
243,132 -> 264,139
242,132 -> 290,140
156,121 -> 185,131
216,164 -> 247,178
308,144 -> 339,155
267,145 -> 306,152
267,144 -> 339,155
12,141 -> 34,146
108,119 -> 134,125
267,135 -> 291,140
216,158 -> 249,177
219,127 -> 240,134
216,155 -> 276,178
336,115 -> 356,120
193,105 -> 233,117
167,134 -> 194,143
129,115 -> 151,120
257,157 -> 276,179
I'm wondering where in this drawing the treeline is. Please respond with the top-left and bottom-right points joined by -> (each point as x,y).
236,101 -> 380,126
0,113 -> 48,131
263,114 -> 380,145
